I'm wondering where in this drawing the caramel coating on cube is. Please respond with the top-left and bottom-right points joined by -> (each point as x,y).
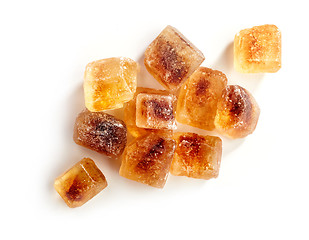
234,24 -> 281,73
124,87 -> 173,138
54,158 -> 107,208
214,85 -> 260,139
136,93 -> 176,130
170,132 -> 222,180
142,99 -> 174,121
144,25 -> 205,91
73,109 -> 127,157
119,133 -> 176,188
176,67 -> 228,130
84,57 -> 138,111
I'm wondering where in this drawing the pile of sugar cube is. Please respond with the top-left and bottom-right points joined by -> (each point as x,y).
54,24 -> 281,208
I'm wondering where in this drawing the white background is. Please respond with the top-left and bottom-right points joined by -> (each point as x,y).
1,0 -> 308,239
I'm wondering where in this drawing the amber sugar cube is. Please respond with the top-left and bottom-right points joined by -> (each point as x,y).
73,109 -> 127,158
84,57 -> 138,112
144,25 -> 205,92
54,158 -> 107,208
214,85 -> 260,139
119,132 -> 176,188
234,24 -> 281,73
136,92 -> 176,130
170,132 -> 222,180
176,67 -> 227,131
124,87 -> 173,138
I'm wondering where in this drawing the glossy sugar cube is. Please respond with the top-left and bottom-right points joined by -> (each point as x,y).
144,25 -> 205,92
170,132 -> 222,180
176,67 -> 227,131
119,133 -> 176,188
214,85 -> 260,139
136,92 -> 177,130
234,24 -> 281,73
124,87 -> 173,138
84,57 -> 138,111
54,158 -> 107,208
73,110 -> 127,157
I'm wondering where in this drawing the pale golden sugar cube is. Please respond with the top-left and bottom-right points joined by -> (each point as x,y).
214,85 -> 260,139
124,87 -> 173,138
84,57 -> 138,112
176,67 -> 227,131
54,158 -> 107,208
170,133 -> 222,180
234,24 -> 281,73
136,93 -> 177,130
119,133 -> 176,188
144,25 -> 205,92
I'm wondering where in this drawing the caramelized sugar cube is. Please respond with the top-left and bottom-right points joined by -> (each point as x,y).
136,92 -> 176,130
176,67 -> 228,131
170,132 -> 222,180
124,87 -> 173,138
84,57 -> 138,112
234,24 -> 281,73
73,110 -> 127,157
214,85 -> 260,139
54,158 -> 107,208
144,25 -> 205,92
119,133 -> 176,188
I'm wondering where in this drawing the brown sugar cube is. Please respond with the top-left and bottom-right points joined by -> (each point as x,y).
73,109 -> 127,158
214,85 -> 260,139
119,132 -> 176,188
170,133 -> 222,180
176,67 -> 228,131
124,87 -> 173,138
54,158 -> 107,208
136,92 -> 177,130
144,25 -> 205,92
84,57 -> 138,112
234,24 -> 281,73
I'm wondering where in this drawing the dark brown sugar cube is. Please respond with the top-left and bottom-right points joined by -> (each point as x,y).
214,85 -> 260,139
170,133 -> 222,180
176,67 -> 228,131
124,87 -> 173,138
119,133 -> 176,188
136,93 -> 176,130
54,158 -> 107,208
73,110 -> 127,157
144,25 -> 205,92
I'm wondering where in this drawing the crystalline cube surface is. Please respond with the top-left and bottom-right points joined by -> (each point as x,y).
84,57 -> 138,112
176,67 -> 228,131
170,132 -> 222,180
144,25 -> 205,92
136,92 -> 176,130
119,132 -> 176,188
73,109 -> 127,157
214,85 -> 260,139
54,158 -> 107,208
124,87 -> 173,138
234,24 -> 281,73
